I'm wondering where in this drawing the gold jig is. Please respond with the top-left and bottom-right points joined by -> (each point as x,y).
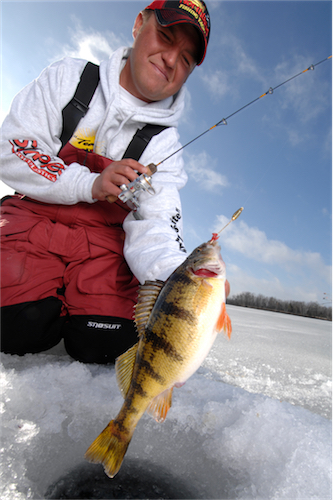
210,207 -> 244,242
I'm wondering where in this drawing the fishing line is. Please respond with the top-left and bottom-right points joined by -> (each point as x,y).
156,55 -> 332,168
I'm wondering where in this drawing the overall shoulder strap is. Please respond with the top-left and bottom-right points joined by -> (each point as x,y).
59,61 -> 168,161
122,124 -> 168,161
59,62 -> 100,150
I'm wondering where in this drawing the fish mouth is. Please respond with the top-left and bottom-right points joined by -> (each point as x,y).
190,264 -> 224,278
187,240 -> 226,278
191,267 -> 219,278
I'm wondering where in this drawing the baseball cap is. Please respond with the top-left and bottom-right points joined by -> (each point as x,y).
145,0 -> 210,65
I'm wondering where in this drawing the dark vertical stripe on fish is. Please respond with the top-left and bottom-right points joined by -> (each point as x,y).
159,302 -> 197,326
136,355 -> 166,385
128,380 -> 149,400
144,329 -> 184,363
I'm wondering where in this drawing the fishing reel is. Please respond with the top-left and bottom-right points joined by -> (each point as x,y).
106,163 -> 157,215
118,163 -> 157,210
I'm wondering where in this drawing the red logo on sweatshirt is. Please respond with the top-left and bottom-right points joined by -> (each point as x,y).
10,139 -> 65,182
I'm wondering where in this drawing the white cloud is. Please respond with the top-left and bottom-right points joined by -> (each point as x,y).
323,126 -> 332,157
200,37 -> 330,150
184,151 -> 229,191
179,87 -> 194,125
286,128 -> 308,147
214,215 -> 331,284
226,263 -> 325,304
272,55 -> 330,125
52,16 -> 130,63
222,34 -> 265,85
199,33 -> 267,99
199,68 -> 231,98
259,55 -> 331,149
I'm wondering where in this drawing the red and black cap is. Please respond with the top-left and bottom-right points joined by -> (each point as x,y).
145,1 -> 210,65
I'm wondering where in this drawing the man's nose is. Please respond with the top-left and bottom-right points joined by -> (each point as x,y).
162,47 -> 179,68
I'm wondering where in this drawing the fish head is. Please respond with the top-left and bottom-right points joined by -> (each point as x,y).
186,239 -> 226,279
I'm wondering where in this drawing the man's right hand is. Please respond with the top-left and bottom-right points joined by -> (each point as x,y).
92,159 -> 148,201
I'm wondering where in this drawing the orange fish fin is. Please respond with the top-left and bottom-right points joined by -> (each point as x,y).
216,303 -> 232,339
85,420 -> 132,478
115,342 -> 139,398
146,387 -> 173,423
134,280 -> 165,337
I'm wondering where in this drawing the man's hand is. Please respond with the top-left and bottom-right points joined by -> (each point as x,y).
92,159 -> 148,201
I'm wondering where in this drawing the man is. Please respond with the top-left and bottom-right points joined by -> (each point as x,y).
1,1 -> 215,363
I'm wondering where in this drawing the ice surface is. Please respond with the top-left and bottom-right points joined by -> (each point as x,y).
204,305 -> 332,419
0,306 -> 331,499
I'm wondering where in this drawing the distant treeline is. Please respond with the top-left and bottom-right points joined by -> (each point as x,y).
227,292 -> 332,321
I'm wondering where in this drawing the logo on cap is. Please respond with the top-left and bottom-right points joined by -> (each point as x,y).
178,0 -> 209,36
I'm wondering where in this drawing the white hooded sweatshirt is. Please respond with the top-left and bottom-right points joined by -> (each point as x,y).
0,47 -> 189,284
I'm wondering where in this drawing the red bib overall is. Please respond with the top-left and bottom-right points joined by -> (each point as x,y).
0,144 -> 140,320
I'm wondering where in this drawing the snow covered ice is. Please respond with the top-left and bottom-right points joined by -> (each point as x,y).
1,305 -> 331,499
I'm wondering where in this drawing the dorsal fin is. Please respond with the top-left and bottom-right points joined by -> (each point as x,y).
134,280 -> 164,338
115,343 -> 139,398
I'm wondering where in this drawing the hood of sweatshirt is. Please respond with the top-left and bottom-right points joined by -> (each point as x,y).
99,47 -> 186,127
84,47 -> 185,159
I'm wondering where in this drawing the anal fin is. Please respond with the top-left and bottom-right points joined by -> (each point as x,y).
146,387 -> 174,423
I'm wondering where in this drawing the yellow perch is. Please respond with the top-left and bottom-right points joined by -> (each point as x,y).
85,237 -> 232,478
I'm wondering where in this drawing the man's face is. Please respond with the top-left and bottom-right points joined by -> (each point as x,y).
121,11 -> 200,103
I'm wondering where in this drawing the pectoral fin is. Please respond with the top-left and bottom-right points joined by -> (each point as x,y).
217,302 -> 232,339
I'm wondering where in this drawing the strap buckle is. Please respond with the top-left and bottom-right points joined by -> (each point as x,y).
71,97 -> 89,115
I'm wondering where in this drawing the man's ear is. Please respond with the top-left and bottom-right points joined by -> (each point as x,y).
132,12 -> 144,40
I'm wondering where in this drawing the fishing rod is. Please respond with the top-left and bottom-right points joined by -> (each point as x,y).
115,55 -> 332,210
156,55 -> 332,167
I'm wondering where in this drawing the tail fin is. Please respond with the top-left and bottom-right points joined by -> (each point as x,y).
85,421 -> 131,478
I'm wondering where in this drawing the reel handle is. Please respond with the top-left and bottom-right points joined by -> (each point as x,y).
106,163 -> 157,204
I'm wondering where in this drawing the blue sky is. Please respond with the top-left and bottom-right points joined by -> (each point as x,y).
1,0 -> 332,305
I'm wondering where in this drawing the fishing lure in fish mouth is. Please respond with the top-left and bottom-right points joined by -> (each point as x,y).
210,207 -> 244,243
